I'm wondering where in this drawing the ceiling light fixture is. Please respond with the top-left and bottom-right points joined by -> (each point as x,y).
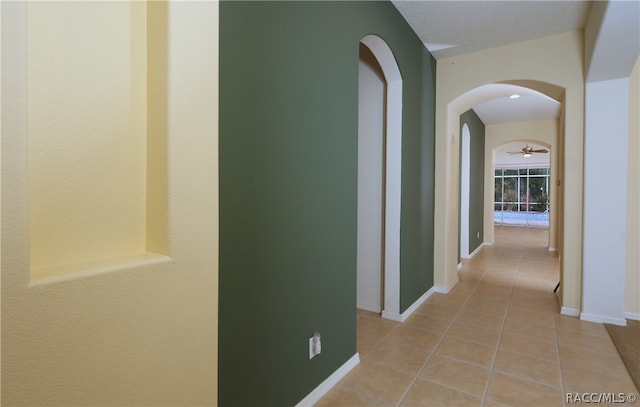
509,94 -> 521,99
523,152 -> 532,158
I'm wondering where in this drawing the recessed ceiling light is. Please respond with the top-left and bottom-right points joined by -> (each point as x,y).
509,94 -> 521,99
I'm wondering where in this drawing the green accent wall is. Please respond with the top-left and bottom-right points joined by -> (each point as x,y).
459,108 -> 486,261
219,2 -> 435,405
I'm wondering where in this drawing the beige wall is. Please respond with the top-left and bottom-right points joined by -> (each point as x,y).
626,57 -> 640,317
1,2 -> 219,405
484,119 -> 559,249
28,3 -> 149,275
555,103 -> 566,307
435,30 -> 584,312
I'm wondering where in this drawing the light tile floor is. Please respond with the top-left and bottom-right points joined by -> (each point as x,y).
315,226 -> 639,406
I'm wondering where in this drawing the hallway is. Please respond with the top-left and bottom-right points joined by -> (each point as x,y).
315,226 -> 638,406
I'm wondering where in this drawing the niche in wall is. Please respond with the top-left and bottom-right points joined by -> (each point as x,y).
27,2 -> 168,281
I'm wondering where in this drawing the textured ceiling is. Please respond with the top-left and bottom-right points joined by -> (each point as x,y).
390,0 -> 593,126
392,0 -> 592,60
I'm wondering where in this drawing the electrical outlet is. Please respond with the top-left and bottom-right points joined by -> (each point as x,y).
309,332 -> 321,359
477,232 -> 480,238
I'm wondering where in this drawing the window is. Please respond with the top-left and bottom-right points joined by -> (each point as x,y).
494,167 -> 549,227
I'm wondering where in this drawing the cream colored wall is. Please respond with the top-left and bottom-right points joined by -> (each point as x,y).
555,102 -> 566,305
1,2 -> 219,405
28,2 -> 148,275
1,1 -> 3,399
626,57 -> 640,317
483,119 -> 558,250
435,31 -> 584,312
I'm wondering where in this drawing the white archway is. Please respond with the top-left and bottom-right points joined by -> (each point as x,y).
460,124 -> 471,259
359,35 -> 403,320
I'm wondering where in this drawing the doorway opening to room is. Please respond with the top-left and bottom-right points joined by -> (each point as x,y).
494,142 -> 551,228
460,124 -> 471,258
494,167 -> 551,227
357,41 -> 386,314
356,35 -> 402,321
450,82 -> 565,327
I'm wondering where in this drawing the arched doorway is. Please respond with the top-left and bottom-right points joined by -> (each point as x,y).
357,35 -> 402,320
460,124 -> 471,260
357,43 -> 385,313
439,82 -> 564,296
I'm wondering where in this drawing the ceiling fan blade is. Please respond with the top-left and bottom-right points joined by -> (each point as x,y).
507,152 -> 522,154
532,149 -> 549,153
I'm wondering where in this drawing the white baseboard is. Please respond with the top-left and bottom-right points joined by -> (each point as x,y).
295,353 -> 360,407
457,262 -> 463,270
580,312 -> 627,326
383,287 -> 435,322
625,312 -> 640,321
460,242 -> 485,261
381,309 -> 403,322
561,307 -> 580,317
434,276 -> 459,294
469,243 -> 484,258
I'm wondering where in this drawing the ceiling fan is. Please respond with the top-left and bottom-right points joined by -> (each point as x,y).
508,145 -> 549,158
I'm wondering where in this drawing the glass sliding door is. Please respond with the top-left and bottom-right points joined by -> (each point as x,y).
494,167 -> 550,227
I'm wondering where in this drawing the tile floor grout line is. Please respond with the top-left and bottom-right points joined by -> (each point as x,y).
496,245 -> 565,405
329,383 -> 391,407
418,375 -> 488,402
480,257 -> 516,407
348,313 -> 420,407
393,274 -> 485,407
356,312 -> 403,362
431,353 -> 500,370
494,344 -> 560,362
553,311 -> 568,407
491,367 -> 565,390
319,227 -> 632,406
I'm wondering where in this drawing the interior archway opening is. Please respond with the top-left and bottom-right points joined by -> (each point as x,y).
357,35 -> 403,321
448,81 -> 565,303
460,124 -> 471,260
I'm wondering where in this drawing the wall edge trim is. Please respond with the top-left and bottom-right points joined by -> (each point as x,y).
383,287 -> 435,322
580,312 -> 627,326
434,277 -> 459,295
624,312 -> 640,321
561,307 -> 580,317
462,242 -> 485,260
295,353 -> 360,407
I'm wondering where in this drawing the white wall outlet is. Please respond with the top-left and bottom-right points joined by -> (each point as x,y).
477,232 -> 480,238
309,332 -> 321,359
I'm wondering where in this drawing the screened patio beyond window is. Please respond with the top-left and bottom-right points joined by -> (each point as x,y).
494,167 -> 550,227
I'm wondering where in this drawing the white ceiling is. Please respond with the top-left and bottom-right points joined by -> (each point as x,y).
392,0 -> 592,60
472,84 -> 561,125
391,0 -> 593,125
585,0 -> 640,82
